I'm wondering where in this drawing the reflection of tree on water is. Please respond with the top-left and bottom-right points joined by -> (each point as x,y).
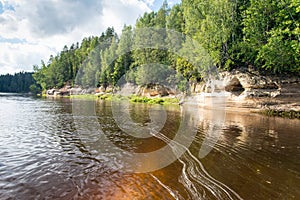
74,99 -> 198,173
222,125 -> 244,146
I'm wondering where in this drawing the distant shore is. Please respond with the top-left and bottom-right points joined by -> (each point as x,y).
43,91 -> 300,119
43,69 -> 300,119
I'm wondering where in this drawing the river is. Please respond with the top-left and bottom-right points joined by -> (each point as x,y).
0,93 -> 299,199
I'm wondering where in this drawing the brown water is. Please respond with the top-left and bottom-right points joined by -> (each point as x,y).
0,93 -> 299,199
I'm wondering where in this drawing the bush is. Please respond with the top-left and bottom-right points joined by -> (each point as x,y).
129,95 -> 178,105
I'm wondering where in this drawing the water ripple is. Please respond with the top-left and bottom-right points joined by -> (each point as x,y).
1,96 -> 299,199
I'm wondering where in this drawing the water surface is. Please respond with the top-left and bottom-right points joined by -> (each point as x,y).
0,94 -> 299,199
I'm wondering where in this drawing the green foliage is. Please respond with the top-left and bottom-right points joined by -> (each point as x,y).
113,25 -> 134,86
98,94 -> 113,100
100,36 -> 118,87
70,94 -> 97,100
182,0 -> 236,68
0,72 -> 36,93
135,64 -> 176,86
33,27 -> 118,90
29,84 -> 42,94
29,0 -> 299,95
243,0 -> 300,73
129,95 -> 178,105
175,57 -> 200,81
261,109 -> 300,119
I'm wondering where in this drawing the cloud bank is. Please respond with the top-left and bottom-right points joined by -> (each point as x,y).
0,0 -> 154,74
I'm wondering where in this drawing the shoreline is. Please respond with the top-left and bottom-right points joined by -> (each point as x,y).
44,92 -> 300,119
43,69 -> 300,119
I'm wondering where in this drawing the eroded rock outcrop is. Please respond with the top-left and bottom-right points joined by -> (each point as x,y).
70,87 -> 83,95
114,83 -> 176,98
191,69 -> 300,112
223,70 -> 300,99
193,69 -> 300,99
137,84 -> 175,97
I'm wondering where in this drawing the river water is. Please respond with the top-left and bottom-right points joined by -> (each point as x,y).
0,93 -> 299,199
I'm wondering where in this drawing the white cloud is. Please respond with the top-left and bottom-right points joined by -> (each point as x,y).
168,0 -> 181,6
0,42 -> 54,74
0,0 -> 151,74
102,0 -> 151,33
142,0 -> 156,6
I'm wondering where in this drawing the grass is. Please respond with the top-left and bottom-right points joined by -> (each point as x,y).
98,93 -> 112,100
261,109 -> 300,119
36,93 -> 46,97
70,93 -> 128,101
129,95 -> 179,105
45,92 -> 178,105
70,94 -> 97,100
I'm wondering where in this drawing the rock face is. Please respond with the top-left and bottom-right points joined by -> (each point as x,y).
224,70 -> 300,99
46,89 -> 56,96
193,69 -> 300,99
46,85 -> 72,97
221,70 -> 280,98
224,77 -> 245,94
70,87 -> 82,95
137,84 -> 176,97
117,83 -> 139,96
116,83 -> 176,97
189,69 -> 300,112
70,87 -> 96,95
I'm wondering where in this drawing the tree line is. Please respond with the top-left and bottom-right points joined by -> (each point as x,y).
32,0 -> 300,92
0,72 -> 36,93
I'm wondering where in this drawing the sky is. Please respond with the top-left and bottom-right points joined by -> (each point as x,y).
0,0 -> 181,75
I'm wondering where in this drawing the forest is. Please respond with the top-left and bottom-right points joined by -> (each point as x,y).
32,0 -> 300,92
0,72 -> 36,93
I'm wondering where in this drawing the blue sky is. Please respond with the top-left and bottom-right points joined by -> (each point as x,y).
0,0 -> 181,75
0,2 -> 3,14
0,1 -> 14,14
149,0 -> 181,10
